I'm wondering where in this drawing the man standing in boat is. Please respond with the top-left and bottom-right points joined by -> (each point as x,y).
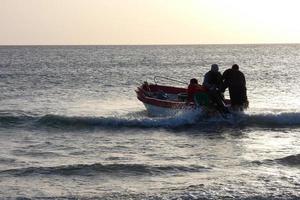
202,64 -> 229,114
222,64 -> 248,110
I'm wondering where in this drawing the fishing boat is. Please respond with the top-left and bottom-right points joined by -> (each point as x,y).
136,76 -> 239,117
136,76 -> 249,117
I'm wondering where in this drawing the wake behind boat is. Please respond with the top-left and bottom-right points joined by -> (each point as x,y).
136,76 -> 245,117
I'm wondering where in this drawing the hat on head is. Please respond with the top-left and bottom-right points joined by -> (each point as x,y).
232,64 -> 239,70
211,64 -> 219,72
190,78 -> 198,84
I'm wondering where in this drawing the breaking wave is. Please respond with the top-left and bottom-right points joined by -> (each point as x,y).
245,112 -> 300,127
275,154 -> 300,166
0,109 -> 202,129
1,110 -> 300,130
0,163 -> 208,177
251,154 -> 300,167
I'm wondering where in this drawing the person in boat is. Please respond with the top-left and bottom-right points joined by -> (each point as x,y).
202,64 -> 229,114
187,78 -> 209,106
203,64 -> 223,90
222,64 -> 249,110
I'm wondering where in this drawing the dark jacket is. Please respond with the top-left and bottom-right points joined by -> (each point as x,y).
203,71 -> 223,90
222,68 -> 247,106
222,68 -> 246,89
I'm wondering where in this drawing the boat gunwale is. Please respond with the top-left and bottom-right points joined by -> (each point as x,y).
136,84 -> 195,109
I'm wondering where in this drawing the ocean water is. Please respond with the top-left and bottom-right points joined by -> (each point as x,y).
0,45 -> 299,199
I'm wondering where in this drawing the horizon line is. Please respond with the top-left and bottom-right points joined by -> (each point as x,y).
0,42 -> 300,47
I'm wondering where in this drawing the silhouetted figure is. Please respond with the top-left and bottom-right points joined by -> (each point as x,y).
203,64 -> 229,115
203,64 -> 223,90
222,64 -> 248,109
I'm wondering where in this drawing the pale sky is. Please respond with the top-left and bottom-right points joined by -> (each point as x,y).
1,0 -> 300,45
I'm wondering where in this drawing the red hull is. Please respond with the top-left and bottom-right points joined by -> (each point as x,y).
136,82 -> 231,110
136,83 -> 191,109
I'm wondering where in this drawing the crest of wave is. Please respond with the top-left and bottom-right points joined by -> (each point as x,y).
36,108 -> 205,129
245,110 -> 300,126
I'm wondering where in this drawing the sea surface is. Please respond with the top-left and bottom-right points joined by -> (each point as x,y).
0,45 -> 299,199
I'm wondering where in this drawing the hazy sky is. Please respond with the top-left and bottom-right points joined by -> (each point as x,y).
1,0 -> 300,45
